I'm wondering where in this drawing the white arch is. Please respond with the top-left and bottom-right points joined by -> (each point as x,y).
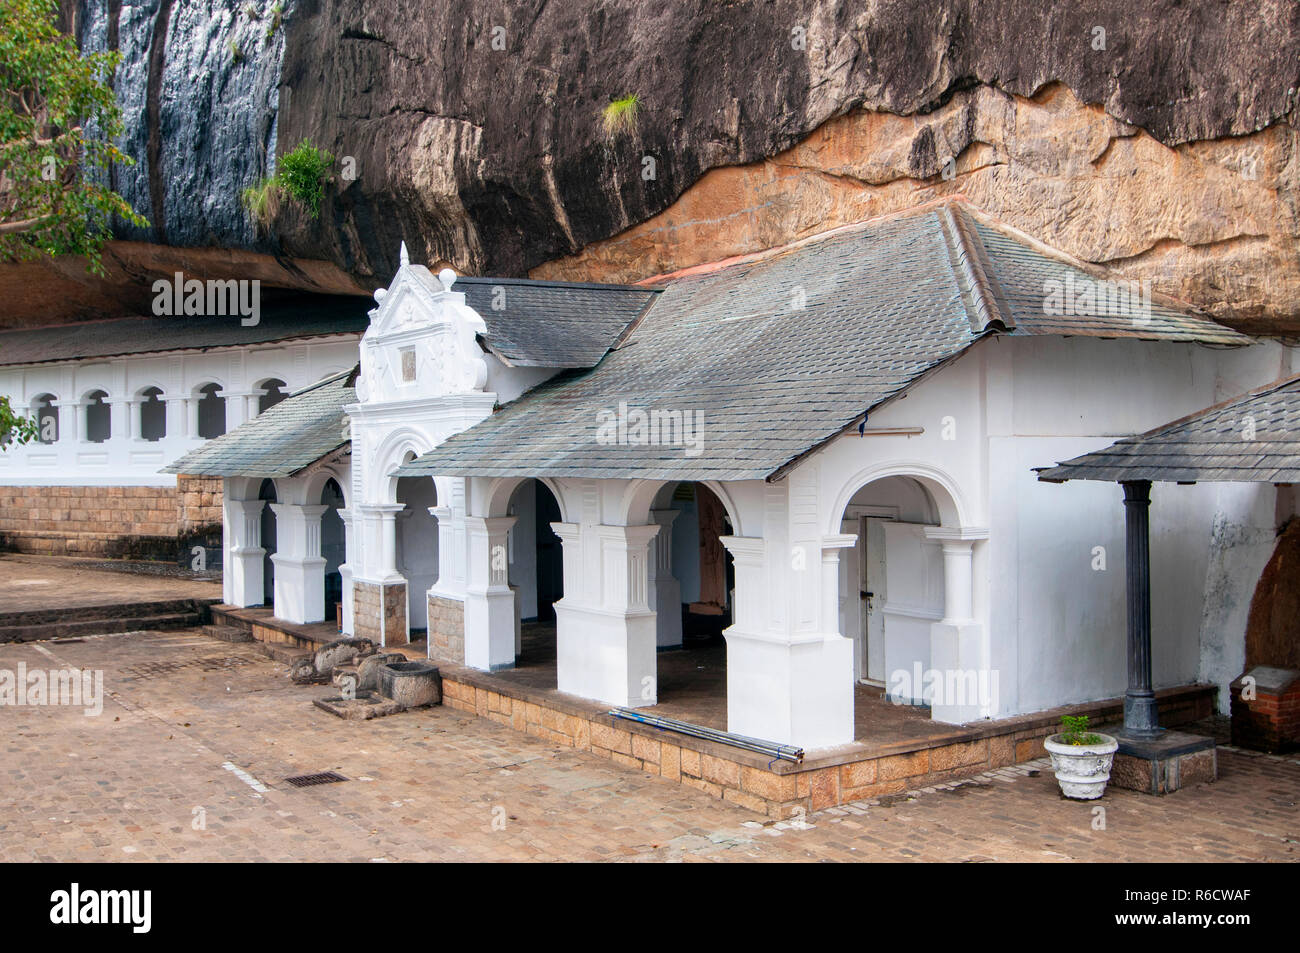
629,478 -> 744,532
480,475 -> 570,523
132,382 -> 167,399
302,465 -> 351,509
825,460 -> 971,534
369,427 -> 434,504
190,378 -> 227,396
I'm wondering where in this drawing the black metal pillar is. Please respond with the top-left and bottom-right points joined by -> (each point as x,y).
1122,480 -> 1160,736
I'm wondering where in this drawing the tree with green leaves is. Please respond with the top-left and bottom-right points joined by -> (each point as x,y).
0,394 -> 37,448
0,0 -> 147,274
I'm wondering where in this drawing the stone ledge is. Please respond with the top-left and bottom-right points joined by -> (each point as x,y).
435,656 -> 1216,818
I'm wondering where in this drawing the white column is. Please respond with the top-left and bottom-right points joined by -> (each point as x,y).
720,533 -> 857,750
463,516 -> 517,671
164,396 -> 187,440
124,398 -> 140,440
337,507 -> 356,634
429,505 -> 460,598
269,503 -> 329,624
224,391 -> 256,431
226,498 -> 266,607
923,526 -> 991,724
107,396 -> 128,442
648,508 -> 682,649
553,522 -> 660,708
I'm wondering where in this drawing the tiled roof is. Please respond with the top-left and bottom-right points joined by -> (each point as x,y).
0,294 -> 371,367
395,200 -> 1251,484
161,369 -> 356,478
0,278 -> 656,371
453,276 -> 660,368
1036,376 -> 1300,484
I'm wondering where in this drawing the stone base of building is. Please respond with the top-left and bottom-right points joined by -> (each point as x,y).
0,476 -> 223,563
1229,667 -> 1300,753
1109,730 -> 1218,795
428,594 -> 465,662
438,659 -> 1216,817
352,579 -> 408,646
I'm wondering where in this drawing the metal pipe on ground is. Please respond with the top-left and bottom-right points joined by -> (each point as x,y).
608,707 -> 804,764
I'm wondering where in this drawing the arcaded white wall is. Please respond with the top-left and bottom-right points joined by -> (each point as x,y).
0,336 -> 360,486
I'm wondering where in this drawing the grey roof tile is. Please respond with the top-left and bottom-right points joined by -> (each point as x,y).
397,201 -> 1250,483
1037,376 -> 1300,483
0,295 -> 371,366
161,369 -> 356,478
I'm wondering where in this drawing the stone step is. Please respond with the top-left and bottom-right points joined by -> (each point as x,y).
0,597 -> 216,628
202,624 -> 254,643
0,611 -> 205,643
246,640 -> 313,666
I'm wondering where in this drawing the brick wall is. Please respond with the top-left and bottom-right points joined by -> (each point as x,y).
353,581 -> 383,643
176,475 -> 223,532
428,594 -> 465,662
0,477 -> 224,561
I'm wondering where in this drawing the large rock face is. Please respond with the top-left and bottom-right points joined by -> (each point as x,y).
8,0 -> 1298,330
534,84 -> 1300,334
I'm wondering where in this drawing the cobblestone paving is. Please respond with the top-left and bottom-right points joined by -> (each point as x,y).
1,631 -> 1297,862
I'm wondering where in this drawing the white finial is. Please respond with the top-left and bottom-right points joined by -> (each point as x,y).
438,267 -> 457,291
399,241 -> 410,267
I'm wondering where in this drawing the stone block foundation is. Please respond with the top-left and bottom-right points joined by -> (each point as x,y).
352,579 -> 409,646
428,594 -> 465,662
437,658 -> 1217,818
1110,731 -> 1219,795
0,476 -> 223,561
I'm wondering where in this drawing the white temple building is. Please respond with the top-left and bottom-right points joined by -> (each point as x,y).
166,200 -> 1299,751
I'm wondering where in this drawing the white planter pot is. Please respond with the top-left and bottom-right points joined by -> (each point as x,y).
1044,732 -> 1119,800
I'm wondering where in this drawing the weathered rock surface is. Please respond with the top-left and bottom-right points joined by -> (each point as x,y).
4,1 -> 1297,332
535,84 -> 1300,333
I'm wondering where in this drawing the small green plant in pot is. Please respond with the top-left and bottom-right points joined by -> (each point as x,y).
1044,714 -> 1118,800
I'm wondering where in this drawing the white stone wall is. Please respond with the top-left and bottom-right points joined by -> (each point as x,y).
0,337 -> 360,486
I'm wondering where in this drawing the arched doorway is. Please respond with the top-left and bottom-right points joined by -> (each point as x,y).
395,471 -> 439,638
506,479 -> 564,667
320,479 -> 346,624
258,479 -> 277,605
84,390 -> 110,442
665,482 -> 735,642
138,387 -> 166,441
641,482 -> 735,721
257,378 -> 288,413
835,475 -> 945,704
195,383 -> 226,438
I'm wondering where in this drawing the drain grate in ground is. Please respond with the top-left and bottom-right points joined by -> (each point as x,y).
121,655 -> 259,679
284,771 -> 349,788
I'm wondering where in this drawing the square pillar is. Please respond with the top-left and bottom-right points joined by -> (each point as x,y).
649,508 -> 682,649
553,523 -> 660,707
164,396 -> 187,440
337,507 -> 356,635
924,526 -> 992,723
225,498 -> 266,607
354,503 -> 408,645
720,534 -> 855,749
463,516 -> 517,671
268,503 -> 328,624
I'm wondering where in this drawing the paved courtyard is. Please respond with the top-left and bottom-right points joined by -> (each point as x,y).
1,629 -> 1297,862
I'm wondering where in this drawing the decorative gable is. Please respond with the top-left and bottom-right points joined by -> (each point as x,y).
356,243 -> 489,404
